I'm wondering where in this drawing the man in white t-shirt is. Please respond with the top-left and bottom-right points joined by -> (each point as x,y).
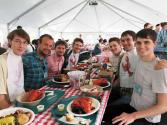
63,38 -> 91,69
108,31 -> 138,105
119,30 -> 138,89
109,29 -> 167,125
64,38 -> 83,69
108,37 -> 125,73
0,27 -> 29,109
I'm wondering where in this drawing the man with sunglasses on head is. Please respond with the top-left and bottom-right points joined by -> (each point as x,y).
63,37 -> 90,69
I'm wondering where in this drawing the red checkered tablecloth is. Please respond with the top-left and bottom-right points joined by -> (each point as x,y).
30,86 -> 111,125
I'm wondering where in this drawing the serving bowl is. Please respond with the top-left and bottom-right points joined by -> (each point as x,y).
16,90 -> 45,106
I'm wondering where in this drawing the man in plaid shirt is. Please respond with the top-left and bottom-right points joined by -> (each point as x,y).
23,34 -> 54,91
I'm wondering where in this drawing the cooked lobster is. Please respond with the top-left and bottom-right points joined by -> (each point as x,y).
27,90 -> 44,102
93,78 -> 108,86
71,97 -> 93,114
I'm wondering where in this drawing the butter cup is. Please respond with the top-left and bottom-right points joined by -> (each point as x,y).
57,104 -> 65,112
37,105 -> 44,112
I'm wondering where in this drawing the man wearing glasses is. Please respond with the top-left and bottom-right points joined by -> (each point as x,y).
0,27 -> 30,109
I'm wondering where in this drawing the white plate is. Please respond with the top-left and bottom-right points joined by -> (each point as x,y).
80,60 -> 88,63
80,85 -> 103,95
66,97 -> 100,117
0,107 -> 35,125
59,116 -> 91,125
92,79 -> 111,89
52,79 -> 70,84
100,81 -> 111,89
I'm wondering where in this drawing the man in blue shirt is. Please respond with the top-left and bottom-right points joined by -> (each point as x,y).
23,34 -> 54,91
156,22 -> 167,47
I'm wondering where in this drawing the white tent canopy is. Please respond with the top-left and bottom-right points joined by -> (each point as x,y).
0,0 -> 167,44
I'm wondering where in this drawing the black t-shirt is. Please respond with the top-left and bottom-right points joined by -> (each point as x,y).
0,47 -> 6,55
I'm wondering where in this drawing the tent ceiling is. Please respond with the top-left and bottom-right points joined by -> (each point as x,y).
0,0 -> 167,33
0,0 -> 41,23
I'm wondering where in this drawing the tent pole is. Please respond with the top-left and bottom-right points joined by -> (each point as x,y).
7,0 -> 46,28
7,24 -> 10,33
38,28 -> 41,37
39,0 -> 87,29
94,5 -> 101,32
62,0 -> 89,32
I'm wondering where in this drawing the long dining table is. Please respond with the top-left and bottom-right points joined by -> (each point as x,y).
29,85 -> 111,125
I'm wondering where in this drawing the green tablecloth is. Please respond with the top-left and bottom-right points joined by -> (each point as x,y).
51,96 -> 101,125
